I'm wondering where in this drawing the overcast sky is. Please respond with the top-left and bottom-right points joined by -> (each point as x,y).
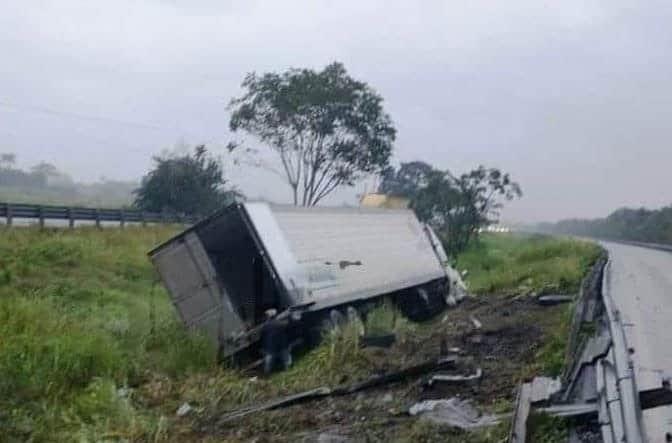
2,0 -> 671,222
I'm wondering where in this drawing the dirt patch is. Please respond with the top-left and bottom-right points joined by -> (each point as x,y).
190,294 -> 568,442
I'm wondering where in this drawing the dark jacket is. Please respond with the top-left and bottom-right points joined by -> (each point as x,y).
261,317 -> 288,354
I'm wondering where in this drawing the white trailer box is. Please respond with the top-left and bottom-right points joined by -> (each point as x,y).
149,202 -> 450,356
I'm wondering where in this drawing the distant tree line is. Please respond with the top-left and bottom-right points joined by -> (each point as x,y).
0,154 -> 71,189
536,206 -> 672,244
0,153 -> 137,207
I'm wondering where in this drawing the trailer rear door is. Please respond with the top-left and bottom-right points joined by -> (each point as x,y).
150,232 -> 244,344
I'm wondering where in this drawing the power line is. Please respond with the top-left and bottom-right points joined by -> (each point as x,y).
0,100 -> 233,154
0,100 -> 168,131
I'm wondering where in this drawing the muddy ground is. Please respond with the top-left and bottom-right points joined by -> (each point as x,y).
187,295 -> 568,442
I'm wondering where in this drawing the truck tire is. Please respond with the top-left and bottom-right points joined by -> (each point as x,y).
395,284 -> 446,321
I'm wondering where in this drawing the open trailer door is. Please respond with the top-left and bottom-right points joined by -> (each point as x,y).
150,231 -> 244,346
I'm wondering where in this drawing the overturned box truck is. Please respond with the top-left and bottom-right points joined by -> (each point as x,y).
149,202 -> 460,359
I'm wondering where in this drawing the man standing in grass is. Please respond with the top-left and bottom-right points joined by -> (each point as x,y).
261,309 -> 292,373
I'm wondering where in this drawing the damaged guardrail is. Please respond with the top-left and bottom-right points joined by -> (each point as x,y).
598,260 -> 644,443
509,250 -> 648,442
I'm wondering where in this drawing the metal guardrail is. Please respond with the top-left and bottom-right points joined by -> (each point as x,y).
0,202 -> 198,228
598,259 -> 644,443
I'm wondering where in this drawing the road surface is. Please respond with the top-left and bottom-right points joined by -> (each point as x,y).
601,241 -> 672,442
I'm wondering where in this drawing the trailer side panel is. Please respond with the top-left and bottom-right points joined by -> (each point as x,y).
256,205 -> 447,310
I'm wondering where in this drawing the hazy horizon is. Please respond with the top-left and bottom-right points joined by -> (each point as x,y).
3,1 -> 672,223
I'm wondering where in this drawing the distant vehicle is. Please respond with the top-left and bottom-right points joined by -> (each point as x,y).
148,202 -> 458,359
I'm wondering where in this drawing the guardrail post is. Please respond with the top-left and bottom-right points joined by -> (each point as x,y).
67,207 -> 74,229
6,203 -> 12,227
38,206 -> 45,228
120,209 -> 125,228
95,209 -> 101,228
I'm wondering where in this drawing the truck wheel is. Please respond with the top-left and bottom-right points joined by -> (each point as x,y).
396,285 -> 445,321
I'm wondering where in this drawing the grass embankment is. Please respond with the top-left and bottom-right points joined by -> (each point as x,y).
0,226 -> 214,441
0,228 -> 601,442
458,233 -> 602,375
457,234 -> 602,442
456,233 -> 601,296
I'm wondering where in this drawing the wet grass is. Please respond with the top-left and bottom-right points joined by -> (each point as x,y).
0,227 -> 600,442
0,226 -> 215,441
455,233 -> 602,296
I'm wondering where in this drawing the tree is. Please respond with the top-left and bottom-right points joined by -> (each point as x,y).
0,153 -> 15,168
538,204 -> 672,244
378,161 -> 435,199
382,162 -> 522,255
134,145 -> 238,217
30,162 -> 73,188
229,62 -> 396,206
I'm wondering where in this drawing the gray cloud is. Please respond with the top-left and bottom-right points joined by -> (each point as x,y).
2,0 -> 671,221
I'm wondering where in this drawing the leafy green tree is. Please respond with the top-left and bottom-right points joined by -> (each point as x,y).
381,162 -> 522,255
134,145 -> 238,217
378,161 -> 435,199
229,62 -> 396,206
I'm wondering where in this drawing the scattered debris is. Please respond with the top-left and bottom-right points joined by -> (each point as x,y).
217,356 -> 457,424
445,265 -> 470,302
509,376 -> 569,442
194,293 -> 572,441
219,387 -> 332,423
529,376 -> 562,405
470,315 -> 483,329
427,368 -> 483,387
509,382 -> 532,443
381,393 -> 393,404
536,294 -> 574,306
409,397 -> 500,429
538,403 -> 597,418
177,402 -> 193,417
333,356 -> 457,395
316,432 -> 352,443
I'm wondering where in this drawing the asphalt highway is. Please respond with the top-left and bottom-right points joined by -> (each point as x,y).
601,241 -> 672,442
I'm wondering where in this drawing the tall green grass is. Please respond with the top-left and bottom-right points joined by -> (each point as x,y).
455,233 -> 602,296
0,226 -> 216,441
0,228 -> 602,441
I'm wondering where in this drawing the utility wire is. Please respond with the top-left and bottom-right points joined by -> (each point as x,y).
0,100 -> 167,132
0,100 -> 231,153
